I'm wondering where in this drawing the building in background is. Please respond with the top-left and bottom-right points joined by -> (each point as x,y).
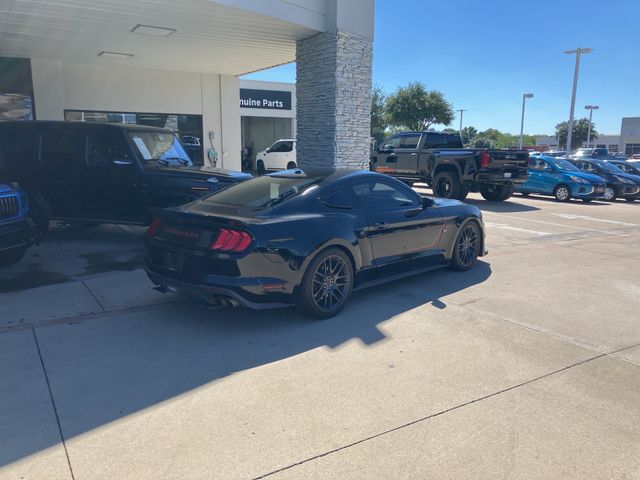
535,117 -> 640,155
0,0 -> 374,171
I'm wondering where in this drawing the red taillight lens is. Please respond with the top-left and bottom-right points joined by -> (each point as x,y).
480,151 -> 490,168
146,218 -> 161,237
210,228 -> 252,252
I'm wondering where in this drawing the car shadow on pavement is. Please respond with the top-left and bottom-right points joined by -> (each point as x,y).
1,261 -> 491,468
464,198 -> 539,213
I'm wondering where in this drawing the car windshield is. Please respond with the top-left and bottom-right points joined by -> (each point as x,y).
128,131 -> 193,167
203,175 -> 321,208
550,158 -> 578,171
593,160 -> 623,173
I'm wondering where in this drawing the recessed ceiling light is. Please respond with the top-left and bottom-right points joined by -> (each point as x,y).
131,24 -> 176,37
98,51 -> 134,59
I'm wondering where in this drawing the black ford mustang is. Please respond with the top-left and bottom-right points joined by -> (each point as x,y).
144,169 -> 486,318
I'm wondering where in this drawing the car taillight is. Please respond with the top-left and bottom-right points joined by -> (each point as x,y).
210,228 -> 252,252
146,217 -> 162,237
480,151 -> 490,169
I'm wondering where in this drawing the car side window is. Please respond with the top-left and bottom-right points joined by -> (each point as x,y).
381,136 -> 402,150
351,180 -> 419,211
320,188 -> 359,209
280,141 -> 293,153
40,128 -> 84,177
87,131 -> 132,167
269,142 -> 283,153
0,126 -> 38,178
399,134 -> 420,149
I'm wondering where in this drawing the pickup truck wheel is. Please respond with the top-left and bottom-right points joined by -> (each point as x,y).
0,247 -> 27,268
553,184 -> 571,202
286,161 -> 297,170
433,171 -> 464,200
257,160 -> 266,175
480,185 -> 513,201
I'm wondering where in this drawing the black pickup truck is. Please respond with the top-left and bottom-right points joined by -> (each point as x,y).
0,121 -> 251,225
370,131 -> 529,201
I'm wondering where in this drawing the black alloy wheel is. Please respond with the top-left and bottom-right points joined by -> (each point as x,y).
257,160 -> 266,176
450,222 -> 480,271
300,248 -> 353,319
433,171 -> 467,200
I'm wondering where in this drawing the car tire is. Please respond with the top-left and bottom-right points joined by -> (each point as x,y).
553,184 -> 571,202
299,247 -> 354,320
257,160 -> 266,176
0,247 -> 27,268
480,185 -> 514,201
286,161 -> 297,170
433,171 -> 465,200
603,186 -> 617,201
450,222 -> 481,271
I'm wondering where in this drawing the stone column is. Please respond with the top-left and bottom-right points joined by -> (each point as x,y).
296,30 -> 373,169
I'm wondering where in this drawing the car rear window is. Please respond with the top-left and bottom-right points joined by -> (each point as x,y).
203,175 -> 321,208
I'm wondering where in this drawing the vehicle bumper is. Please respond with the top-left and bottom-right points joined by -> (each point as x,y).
474,170 -> 529,184
615,184 -> 640,199
0,218 -> 39,253
145,269 -> 296,309
571,183 -> 606,199
144,241 -> 299,309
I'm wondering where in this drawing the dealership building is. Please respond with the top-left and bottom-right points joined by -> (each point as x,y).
535,117 -> 640,155
0,0 -> 374,170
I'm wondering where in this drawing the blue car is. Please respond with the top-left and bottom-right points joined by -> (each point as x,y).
0,184 -> 47,267
516,156 -> 606,202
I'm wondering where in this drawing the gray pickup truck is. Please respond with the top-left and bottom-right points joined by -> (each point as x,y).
370,131 -> 529,201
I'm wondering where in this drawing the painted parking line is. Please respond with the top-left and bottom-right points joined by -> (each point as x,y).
484,222 -> 551,236
482,212 -> 628,236
552,213 -> 638,227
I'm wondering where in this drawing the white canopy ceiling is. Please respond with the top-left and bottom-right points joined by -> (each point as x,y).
0,0 -> 323,74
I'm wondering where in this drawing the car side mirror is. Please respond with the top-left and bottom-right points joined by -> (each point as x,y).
265,149 -> 271,154
422,197 -> 434,208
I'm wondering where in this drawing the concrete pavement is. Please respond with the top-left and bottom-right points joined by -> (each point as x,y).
1,193 -> 639,479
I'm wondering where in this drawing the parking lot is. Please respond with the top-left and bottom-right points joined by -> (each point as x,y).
1,192 -> 640,480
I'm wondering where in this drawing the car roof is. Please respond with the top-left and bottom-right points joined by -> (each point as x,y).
0,120 -> 172,133
268,168 -> 380,183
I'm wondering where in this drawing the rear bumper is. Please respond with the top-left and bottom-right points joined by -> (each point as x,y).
145,268 -> 295,309
473,170 -> 529,184
0,217 -> 39,253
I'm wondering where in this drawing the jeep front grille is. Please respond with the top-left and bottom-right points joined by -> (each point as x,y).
0,195 -> 19,219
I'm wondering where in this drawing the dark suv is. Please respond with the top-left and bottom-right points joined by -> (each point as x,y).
0,121 -> 251,225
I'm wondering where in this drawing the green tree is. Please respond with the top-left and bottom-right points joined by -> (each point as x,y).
461,126 -> 478,146
555,118 -> 597,150
385,82 -> 454,131
370,85 -> 388,145
470,136 -> 493,149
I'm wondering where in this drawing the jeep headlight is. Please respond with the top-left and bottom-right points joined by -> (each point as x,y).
569,175 -> 589,184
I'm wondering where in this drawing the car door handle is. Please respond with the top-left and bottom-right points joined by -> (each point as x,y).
410,153 -> 417,156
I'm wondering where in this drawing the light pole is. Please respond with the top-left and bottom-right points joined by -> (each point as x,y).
564,48 -> 593,154
519,93 -> 534,149
457,109 -> 466,133
585,105 -> 599,148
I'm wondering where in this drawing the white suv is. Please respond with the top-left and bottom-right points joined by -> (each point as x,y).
255,139 -> 297,174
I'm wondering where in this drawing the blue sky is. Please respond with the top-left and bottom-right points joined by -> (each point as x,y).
243,0 -> 639,135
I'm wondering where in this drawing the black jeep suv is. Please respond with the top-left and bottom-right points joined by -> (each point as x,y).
0,121 -> 251,225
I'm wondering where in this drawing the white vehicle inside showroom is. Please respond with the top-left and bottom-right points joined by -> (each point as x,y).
255,138 -> 297,173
